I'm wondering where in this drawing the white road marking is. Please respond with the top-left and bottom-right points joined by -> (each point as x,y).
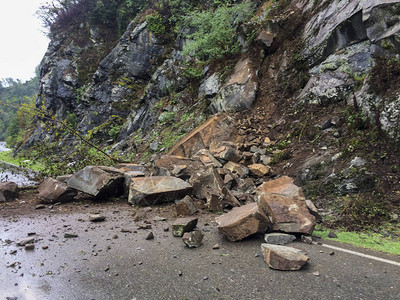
313,242 -> 400,267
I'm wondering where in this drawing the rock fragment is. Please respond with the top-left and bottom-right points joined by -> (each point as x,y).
182,230 -> 204,248
64,233 -> 78,238
25,244 -> 35,251
0,182 -> 19,202
67,166 -> 124,198
261,244 -> 309,271
145,232 -> 154,240
128,176 -> 192,206
264,233 -> 296,245
256,176 -> 316,234
37,178 -> 77,204
248,164 -> 271,177
172,217 -> 198,237
175,195 -> 197,216
216,203 -> 269,242
89,214 -> 106,222
16,237 -> 35,246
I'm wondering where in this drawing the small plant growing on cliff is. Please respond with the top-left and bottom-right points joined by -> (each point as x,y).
182,2 -> 254,62
146,12 -> 166,35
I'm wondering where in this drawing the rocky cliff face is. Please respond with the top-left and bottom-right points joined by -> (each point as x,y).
28,0 -> 400,222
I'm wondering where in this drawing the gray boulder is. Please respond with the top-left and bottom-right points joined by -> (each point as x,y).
128,176 -> 192,206
67,166 -> 124,199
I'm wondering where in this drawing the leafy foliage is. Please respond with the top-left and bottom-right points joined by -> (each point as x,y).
182,2 -> 254,62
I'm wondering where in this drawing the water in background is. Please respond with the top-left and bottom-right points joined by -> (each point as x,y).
0,142 -> 38,186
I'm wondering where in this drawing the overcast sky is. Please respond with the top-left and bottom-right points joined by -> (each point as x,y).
0,0 -> 49,82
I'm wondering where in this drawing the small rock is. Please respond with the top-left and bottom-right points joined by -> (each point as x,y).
16,237 -> 34,246
175,195 -> 197,216
264,233 -> 296,245
328,231 -> 338,238
112,234 -> 118,239
64,233 -> 78,238
121,229 -> 132,233
212,244 -> 220,250
10,250 -> 17,255
145,232 -> 154,240
178,270 -> 183,276
138,224 -> 152,230
182,230 -> 204,248
248,164 -> 271,177
89,214 -> 106,222
25,244 -> 35,251
301,235 -> 313,244
42,246 -> 49,250
329,251 -> 335,256
153,216 -> 167,221
104,265 -> 110,272
27,232 -> 36,236
35,205 -> 46,210
172,217 -> 198,237
261,244 -> 309,271
163,226 -> 169,232
312,271 -> 320,276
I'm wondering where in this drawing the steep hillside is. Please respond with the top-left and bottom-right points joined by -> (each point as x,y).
21,0 -> 400,230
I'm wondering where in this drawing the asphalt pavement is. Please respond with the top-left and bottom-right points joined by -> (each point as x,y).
1,200 -> 399,300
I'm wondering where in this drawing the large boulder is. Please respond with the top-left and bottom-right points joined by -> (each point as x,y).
216,203 -> 269,242
67,166 -> 124,199
210,57 -> 259,113
261,244 -> 309,271
38,178 -> 77,204
189,166 -> 240,209
168,114 -> 238,158
0,182 -> 19,202
128,176 -> 192,206
154,155 -> 203,178
256,176 -> 316,235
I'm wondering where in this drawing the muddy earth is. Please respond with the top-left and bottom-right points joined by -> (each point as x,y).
1,192 -> 400,300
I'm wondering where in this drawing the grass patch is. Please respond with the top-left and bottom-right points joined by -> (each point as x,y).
314,225 -> 400,256
0,150 -> 44,172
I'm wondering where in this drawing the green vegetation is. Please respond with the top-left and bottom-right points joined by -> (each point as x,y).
182,2 -> 254,62
0,76 -> 39,145
0,151 -> 44,172
146,12 -> 166,35
314,225 -> 400,255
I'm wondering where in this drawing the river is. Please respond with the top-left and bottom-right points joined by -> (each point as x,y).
0,142 -> 38,186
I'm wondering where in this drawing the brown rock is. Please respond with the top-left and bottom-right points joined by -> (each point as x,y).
168,114 -> 238,158
224,162 -> 249,178
189,166 -> 240,209
128,176 -> 192,206
261,244 -> 309,271
176,195 -> 197,216
38,178 -> 77,204
0,182 -> 19,202
154,155 -> 203,178
216,203 -> 269,242
212,145 -> 242,163
256,176 -> 316,234
248,164 -> 271,177
193,149 -> 223,168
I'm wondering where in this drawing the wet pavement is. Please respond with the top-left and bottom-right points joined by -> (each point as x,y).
1,198 -> 400,300
0,142 -> 37,186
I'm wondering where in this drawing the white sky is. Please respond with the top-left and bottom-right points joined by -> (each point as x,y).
0,0 -> 49,82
